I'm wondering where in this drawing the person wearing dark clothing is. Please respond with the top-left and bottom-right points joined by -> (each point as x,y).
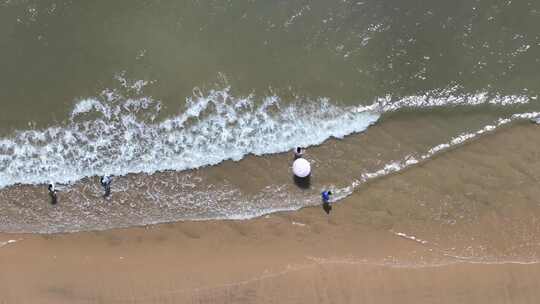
48,183 -> 58,205
100,175 -> 112,198
293,147 -> 304,160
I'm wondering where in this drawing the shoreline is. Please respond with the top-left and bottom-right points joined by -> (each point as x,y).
2,123 -> 540,303
0,115 -> 529,235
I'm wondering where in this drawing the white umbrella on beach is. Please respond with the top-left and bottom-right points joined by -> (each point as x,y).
292,158 -> 311,178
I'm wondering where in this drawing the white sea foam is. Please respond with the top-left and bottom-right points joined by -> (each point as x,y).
70,98 -> 105,118
392,231 -> 429,245
0,239 -> 17,248
377,85 -> 530,112
0,84 -> 378,189
0,76 -> 534,190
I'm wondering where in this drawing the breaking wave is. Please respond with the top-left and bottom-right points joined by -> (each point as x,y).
0,76 -> 534,190
0,82 -> 379,189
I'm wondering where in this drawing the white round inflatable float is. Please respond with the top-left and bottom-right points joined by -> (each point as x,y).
292,158 -> 311,178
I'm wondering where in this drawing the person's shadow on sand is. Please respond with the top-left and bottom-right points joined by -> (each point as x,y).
49,193 -> 58,205
322,202 -> 332,214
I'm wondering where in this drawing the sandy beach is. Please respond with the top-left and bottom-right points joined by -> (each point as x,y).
1,122 -> 540,303
2,1 -> 539,302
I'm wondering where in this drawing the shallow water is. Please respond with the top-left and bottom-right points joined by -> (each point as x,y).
0,0 -> 539,233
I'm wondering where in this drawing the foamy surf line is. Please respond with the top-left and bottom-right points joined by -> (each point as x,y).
0,239 -> 18,248
0,76 -> 534,189
377,85 -> 531,111
329,111 -> 540,203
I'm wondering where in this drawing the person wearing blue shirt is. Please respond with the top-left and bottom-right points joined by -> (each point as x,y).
321,190 -> 333,214
321,190 -> 332,203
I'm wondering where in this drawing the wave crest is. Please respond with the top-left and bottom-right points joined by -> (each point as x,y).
0,84 -> 379,188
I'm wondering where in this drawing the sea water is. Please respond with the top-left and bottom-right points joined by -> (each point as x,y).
0,0 -> 538,233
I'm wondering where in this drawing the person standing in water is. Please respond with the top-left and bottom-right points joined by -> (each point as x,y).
293,147 -> 305,160
100,175 -> 112,198
321,190 -> 332,214
322,190 -> 332,203
48,183 -> 58,205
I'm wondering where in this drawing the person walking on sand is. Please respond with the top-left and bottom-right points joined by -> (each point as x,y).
100,175 -> 113,198
48,183 -> 58,205
293,147 -> 305,160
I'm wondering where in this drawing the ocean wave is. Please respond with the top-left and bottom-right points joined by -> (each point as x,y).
0,83 -> 378,189
0,76 -> 534,189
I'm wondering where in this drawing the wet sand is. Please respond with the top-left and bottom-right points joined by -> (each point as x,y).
2,123 -> 540,303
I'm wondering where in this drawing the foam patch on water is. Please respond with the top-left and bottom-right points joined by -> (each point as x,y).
377,85 -> 531,112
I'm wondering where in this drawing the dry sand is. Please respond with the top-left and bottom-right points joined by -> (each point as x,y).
2,123 -> 540,303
